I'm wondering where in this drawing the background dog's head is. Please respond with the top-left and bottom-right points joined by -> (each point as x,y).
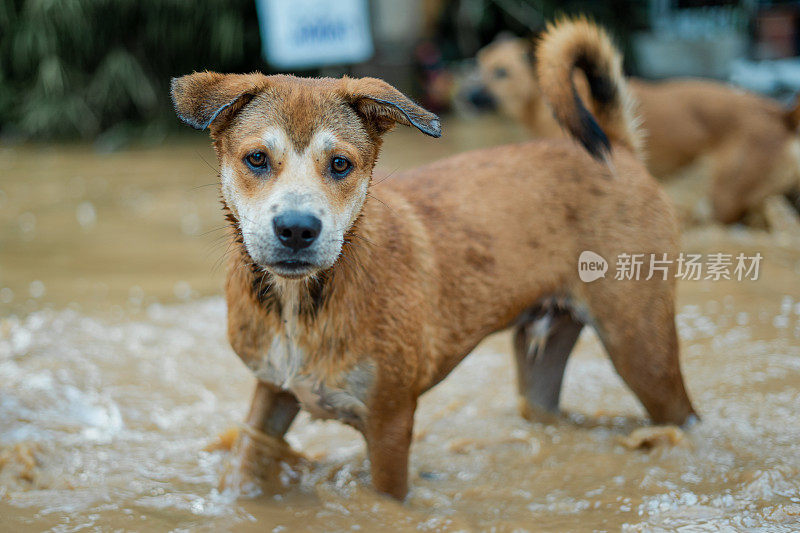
171,73 -> 440,280
475,36 -> 539,121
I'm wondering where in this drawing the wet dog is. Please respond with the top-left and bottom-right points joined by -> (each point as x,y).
475,33 -> 800,226
171,19 -> 695,499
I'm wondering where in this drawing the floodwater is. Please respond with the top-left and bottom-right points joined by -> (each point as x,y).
1,117 -> 800,532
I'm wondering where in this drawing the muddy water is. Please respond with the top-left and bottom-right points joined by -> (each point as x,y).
1,117 -> 800,531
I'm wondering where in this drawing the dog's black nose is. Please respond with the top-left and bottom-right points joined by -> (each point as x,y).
273,211 -> 321,251
466,86 -> 496,110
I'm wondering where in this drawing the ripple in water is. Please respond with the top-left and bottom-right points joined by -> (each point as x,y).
0,295 -> 799,531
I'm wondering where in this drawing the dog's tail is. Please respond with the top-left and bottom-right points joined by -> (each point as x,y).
536,17 -> 642,161
787,94 -> 800,132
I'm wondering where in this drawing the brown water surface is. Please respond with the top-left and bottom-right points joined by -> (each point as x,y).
1,117 -> 799,532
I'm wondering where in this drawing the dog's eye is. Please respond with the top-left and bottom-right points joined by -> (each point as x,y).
494,67 -> 508,79
330,156 -> 352,179
245,151 -> 269,170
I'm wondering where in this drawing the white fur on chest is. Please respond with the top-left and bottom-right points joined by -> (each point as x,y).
244,283 -> 374,426
247,327 -> 373,428
249,285 -> 309,388
252,332 -> 305,388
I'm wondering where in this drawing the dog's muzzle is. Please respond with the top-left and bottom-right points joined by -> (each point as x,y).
465,86 -> 496,111
258,210 -> 325,279
273,211 -> 321,251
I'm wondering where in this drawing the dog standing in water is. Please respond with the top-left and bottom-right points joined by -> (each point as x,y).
171,19 -> 695,499
475,33 -> 800,226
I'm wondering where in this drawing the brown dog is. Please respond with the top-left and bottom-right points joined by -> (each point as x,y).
171,19 -> 695,499
476,32 -> 800,225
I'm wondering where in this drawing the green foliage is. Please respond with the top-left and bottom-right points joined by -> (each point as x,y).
0,0 -> 653,141
0,0 -> 263,140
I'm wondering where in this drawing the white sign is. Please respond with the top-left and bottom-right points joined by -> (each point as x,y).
256,0 -> 374,69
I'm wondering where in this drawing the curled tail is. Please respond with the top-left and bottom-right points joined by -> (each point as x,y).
536,17 -> 642,160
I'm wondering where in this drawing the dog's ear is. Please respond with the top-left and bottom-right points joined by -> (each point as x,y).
170,71 -> 267,132
340,77 -> 441,138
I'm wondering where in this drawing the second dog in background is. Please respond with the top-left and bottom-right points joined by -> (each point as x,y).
474,29 -> 800,228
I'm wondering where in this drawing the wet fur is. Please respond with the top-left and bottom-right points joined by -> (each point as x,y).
171,21 -> 695,500
535,17 -> 642,159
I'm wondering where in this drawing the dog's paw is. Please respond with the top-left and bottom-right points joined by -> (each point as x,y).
204,427 -> 240,452
617,425 -> 689,451
217,427 -> 308,498
518,398 -> 562,424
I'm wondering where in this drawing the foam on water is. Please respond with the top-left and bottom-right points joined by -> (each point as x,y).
0,293 -> 799,531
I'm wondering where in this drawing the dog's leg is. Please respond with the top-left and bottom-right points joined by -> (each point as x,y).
243,380 -> 300,438
513,309 -> 583,421
222,381 -> 302,494
587,285 -> 696,426
762,194 -> 800,236
363,393 -> 416,499
709,140 -> 792,224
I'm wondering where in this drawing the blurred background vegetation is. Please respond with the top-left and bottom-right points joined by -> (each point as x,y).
0,0 -> 796,145
0,0 -> 262,146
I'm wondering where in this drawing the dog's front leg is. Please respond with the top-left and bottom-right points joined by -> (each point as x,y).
221,381 -> 302,495
243,380 -> 300,437
363,393 -> 417,500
